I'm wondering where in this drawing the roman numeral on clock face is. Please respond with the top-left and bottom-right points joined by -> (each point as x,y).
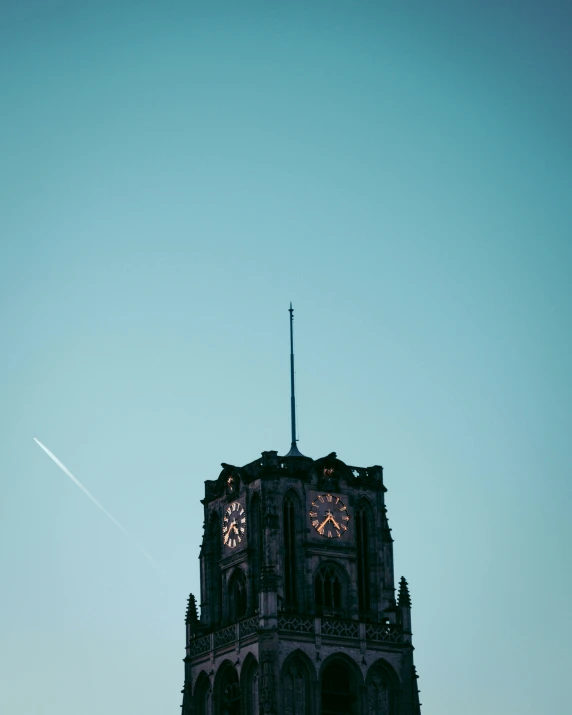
309,494 -> 350,539
223,502 -> 247,548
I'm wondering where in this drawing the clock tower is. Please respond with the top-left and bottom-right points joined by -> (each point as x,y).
180,310 -> 422,714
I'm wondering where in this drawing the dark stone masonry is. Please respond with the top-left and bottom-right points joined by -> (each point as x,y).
181,449 -> 422,714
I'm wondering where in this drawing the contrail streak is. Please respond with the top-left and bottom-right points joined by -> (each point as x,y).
33,437 -> 155,565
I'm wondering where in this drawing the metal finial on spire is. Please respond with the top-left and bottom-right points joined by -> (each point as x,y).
286,303 -> 304,457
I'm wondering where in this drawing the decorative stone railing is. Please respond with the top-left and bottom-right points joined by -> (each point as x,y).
365,623 -> 403,644
321,618 -> 359,639
278,616 -> 402,645
214,623 -> 236,649
239,615 -> 259,639
189,634 -> 211,658
188,616 -> 259,658
276,615 -> 314,634
188,616 -> 403,659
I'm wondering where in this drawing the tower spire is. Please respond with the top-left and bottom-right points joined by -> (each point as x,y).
286,303 -> 304,457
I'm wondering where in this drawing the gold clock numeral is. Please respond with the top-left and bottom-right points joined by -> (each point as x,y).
310,493 -> 349,539
223,502 -> 247,548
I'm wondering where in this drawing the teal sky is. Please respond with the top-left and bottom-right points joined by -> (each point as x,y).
1,1 -> 571,713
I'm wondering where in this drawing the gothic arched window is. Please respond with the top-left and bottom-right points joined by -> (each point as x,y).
282,653 -> 313,715
283,492 -> 298,609
365,661 -> 398,715
194,672 -> 212,715
314,564 -> 343,615
228,568 -> 247,622
240,655 -> 259,714
321,659 -> 356,714
356,501 -> 371,614
216,664 -> 240,715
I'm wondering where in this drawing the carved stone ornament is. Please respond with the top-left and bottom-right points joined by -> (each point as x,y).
225,472 -> 239,498
316,452 -> 342,490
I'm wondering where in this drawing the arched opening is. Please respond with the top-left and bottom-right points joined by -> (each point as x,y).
365,659 -> 400,715
282,650 -> 315,715
314,563 -> 345,616
240,654 -> 259,714
320,659 -> 356,715
194,671 -> 212,715
215,663 -> 241,715
228,568 -> 247,622
283,490 -> 299,610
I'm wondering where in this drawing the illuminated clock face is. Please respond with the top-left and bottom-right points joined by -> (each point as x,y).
223,501 -> 246,549
309,494 -> 349,538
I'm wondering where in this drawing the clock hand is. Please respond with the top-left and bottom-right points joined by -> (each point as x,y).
224,521 -> 236,544
330,516 -> 341,530
317,517 -> 329,534
324,514 -> 338,530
